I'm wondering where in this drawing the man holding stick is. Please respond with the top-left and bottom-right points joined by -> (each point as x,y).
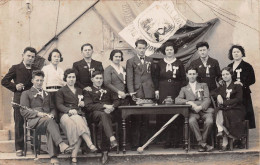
20,70 -> 74,164
175,67 -> 214,152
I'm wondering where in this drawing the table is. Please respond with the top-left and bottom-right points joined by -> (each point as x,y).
118,105 -> 191,154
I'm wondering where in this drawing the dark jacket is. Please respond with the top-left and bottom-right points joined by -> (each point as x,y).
72,59 -> 104,89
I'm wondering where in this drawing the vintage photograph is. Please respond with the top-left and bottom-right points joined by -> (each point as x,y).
0,0 -> 259,164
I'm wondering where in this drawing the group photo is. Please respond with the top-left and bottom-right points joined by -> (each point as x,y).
0,0 -> 259,165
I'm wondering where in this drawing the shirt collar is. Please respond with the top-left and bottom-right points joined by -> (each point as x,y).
23,61 -> 32,69
164,57 -> 176,64
200,56 -> 209,63
137,54 -> 145,60
111,62 -> 124,74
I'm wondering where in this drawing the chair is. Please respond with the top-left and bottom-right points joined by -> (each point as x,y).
210,96 -> 249,150
91,122 -> 120,154
23,118 -> 44,158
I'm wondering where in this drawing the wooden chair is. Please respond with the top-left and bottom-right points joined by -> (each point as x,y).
210,96 -> 249,150
23,118 -> 44,158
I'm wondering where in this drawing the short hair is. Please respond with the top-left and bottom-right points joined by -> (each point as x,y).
135,39 -> 147,47
196,42 -> 209,50
63,68 -> 76,82
91,71 -> 103,78
221,67 -> 233,75
186,66 -> 198,73
109,49 -> 124,61
48,48 -> 63,62
32,70 -> 45,79
81,43 -> 93,51
23,47 -> 37,54
228,45 -> 245,60
161,42 -> 178,55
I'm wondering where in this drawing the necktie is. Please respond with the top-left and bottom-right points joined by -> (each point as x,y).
140,57 -> 144,64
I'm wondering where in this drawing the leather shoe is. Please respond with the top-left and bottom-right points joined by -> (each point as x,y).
16,150 -> 23,157
198,145 -> 206,152
110,140 -> 118,149
219,145 -> 228,152
101,151 -> 109,165
205,145 -> 214,152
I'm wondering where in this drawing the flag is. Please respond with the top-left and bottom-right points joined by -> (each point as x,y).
94,0 -> 219,65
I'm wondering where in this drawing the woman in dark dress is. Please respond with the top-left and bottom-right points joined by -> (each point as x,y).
227,45 -> 256,129
153,42 -> 186,148
211,67 -> 245,151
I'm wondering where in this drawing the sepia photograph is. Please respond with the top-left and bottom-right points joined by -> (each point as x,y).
0,0 -> 259,164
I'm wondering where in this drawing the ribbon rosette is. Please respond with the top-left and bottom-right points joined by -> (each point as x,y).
99,89 -> 107,100
89,68 -> 95,76
172,66 -> 179,78
236,68 -> 242,81
196,88 -> 204,100
206,65 -> 211,77
226,89 -> 232,100
145,61 -> 151,73
78,95 -> 83,102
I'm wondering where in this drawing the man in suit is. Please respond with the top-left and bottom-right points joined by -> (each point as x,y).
189,42 -> 221,91
84,71 -> 120,165
20,70 -> 73,164
175,67 -> 214,152
1,47 -> 39,156
73,43 -> 104,90
126,39 -> 155,150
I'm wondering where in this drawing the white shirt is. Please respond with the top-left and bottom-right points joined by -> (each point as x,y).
233,60 -> 242,71
200,56 -> 209,67
41,64 -> 65,92
137,55 -> 145,64
110,62 -> 126,83
84,59 -> 92,68
189,81 -> 197,95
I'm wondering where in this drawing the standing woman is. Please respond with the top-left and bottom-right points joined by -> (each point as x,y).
42,49 -> 65,120
56,69 -> 97,163
227,45 -> 256,129
211,67 -> 245,151
104,49 -> 129,107
153,42 -> 186,148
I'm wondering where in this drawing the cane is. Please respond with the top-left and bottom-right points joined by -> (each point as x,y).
137,114 -> 180,154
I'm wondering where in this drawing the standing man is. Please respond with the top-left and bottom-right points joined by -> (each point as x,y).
73,43 -> 104,90
189,42 -> 221,91
126,39 -> 155,150
175,67 -> 214,152
20,70 -> 74,164
1,47 -> 38,156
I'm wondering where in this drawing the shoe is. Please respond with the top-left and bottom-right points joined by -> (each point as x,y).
16,150 -> 23,157
217,131 -> 223,138
198,145 -> 206,152
89,144 -> 98,152
110,140 -> 118,149
72,157 -> 77,163
226,133 -> 237,140
219,145 -> 228,152
205,145 -> 214,152
63,146 -> 75,154
101,151 -> 109,165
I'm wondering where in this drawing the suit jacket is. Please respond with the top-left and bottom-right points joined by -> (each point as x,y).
227,60 -> 255,94
189,57 -> 221,91
104,65 -> 126,94
83,86 -> 120,113
126,55 -> 155,99
72,59 -> 104,89
56,85 -> 83,118
20,87 -> 55,128
175,82 -> 211,112
1,62 -> 38,104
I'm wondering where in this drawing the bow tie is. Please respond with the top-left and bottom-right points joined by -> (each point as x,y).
140,57 -> 145,60
38,89 -> 43,92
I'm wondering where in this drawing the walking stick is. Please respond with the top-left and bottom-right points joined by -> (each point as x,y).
137,114 -> 180,154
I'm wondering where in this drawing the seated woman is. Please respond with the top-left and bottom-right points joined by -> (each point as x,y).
211,67 -> 246,151
56,68 -> 97,163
